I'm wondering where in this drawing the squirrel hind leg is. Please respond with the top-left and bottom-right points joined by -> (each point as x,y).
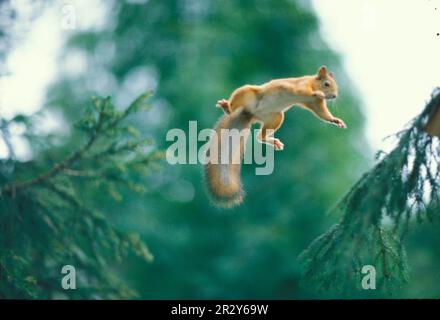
258,137 -> 285,151
257,112 -> 285,150
228,85 -> 260,114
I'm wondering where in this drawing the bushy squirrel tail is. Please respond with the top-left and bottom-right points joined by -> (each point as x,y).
204,108 -> 254,208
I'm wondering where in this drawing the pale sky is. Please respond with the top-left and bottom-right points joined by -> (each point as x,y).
1,0 -> 439,159
312,0 -> 440,149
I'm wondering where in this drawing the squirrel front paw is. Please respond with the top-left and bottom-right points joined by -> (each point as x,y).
312,91 -> 326,100
330,117 -> 347,129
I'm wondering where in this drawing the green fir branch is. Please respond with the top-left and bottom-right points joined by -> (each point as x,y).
299,88 -> 440,292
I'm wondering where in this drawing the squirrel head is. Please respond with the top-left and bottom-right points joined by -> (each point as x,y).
314,66 -> 338,99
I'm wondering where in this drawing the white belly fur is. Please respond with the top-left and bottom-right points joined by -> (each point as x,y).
250,92 -> 313,120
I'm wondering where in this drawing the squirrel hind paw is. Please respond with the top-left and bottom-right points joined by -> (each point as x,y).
273,139 -> 284,151
216,99 -> 231,114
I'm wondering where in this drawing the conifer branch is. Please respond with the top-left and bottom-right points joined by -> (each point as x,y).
300,88 -> 440,291
0,93 -> 153,196
424,94 -> 440,137
0,93 -> 160,298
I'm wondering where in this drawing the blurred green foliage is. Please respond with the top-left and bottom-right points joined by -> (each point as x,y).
2,0 -> 440,299
0,94 -> 162,298
44,0 -> 367,299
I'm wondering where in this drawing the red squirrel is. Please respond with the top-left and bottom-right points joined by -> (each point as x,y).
204,66 -> 345,208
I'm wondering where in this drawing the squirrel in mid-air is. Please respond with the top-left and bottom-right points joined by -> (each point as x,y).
204,66 -> 346,208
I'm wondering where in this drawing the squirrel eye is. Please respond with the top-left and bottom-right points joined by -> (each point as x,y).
324,81 -> 330,87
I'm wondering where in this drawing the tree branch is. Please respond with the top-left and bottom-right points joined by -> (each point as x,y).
424,96 -> 440,138
0,109 -> 104,195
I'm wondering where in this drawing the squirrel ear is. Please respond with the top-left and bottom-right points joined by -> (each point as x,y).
317,66 -> 327,78
329,71 -> 334,78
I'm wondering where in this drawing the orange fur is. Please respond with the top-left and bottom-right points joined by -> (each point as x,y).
209,66 -> 346,208
204,109 -> 254,208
